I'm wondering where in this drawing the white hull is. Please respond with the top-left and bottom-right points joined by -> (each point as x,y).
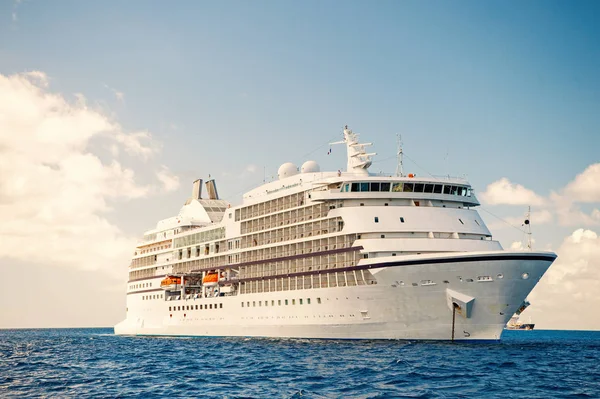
115,251 -> 554,341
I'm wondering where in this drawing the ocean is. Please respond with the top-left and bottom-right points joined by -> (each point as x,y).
0,329 -> 598,398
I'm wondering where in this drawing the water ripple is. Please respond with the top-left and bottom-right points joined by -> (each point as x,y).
0,329 -> 599,398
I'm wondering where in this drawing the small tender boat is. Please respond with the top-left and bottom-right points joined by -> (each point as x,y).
202,273 -> 219,287
160,276 -> 181,291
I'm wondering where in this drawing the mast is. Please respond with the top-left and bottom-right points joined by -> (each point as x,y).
524,206 -> 532,250
330,125 -> 376,176
396,134 -> 404,177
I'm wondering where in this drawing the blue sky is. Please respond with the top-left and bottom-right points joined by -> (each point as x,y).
1,1 -> 599,328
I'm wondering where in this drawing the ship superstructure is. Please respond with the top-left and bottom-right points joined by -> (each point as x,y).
115,126 -> 556,340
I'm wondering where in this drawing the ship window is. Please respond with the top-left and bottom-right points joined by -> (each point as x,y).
392,182 -> 403,192
265,300 -> 268,307
414,201 -> 420,206
307,298 -> 311,304
443,280 -> 449,284
451,186 -> 459,195
178,306 -> 181,311
381,235 -> 385,238
374,217 -> 379,223
341,183 -> 350,192
360,203 -> 364,206
460,187 -> 468,196
292,299 -> 296,305
384,203 -> 388,206
400,217 -> 405,223
370,182 -> 380,192
433,184 -> 443,194
403,183 -> 414,192
317,298 -> 322,304
351,183 -> 359,192
278,300 -> 281,306
443,185 -> 451,194
259,301 -> 262,306
272,300 -> 275,306
381,182 -> 391,192
285,299 -> 288,305
195,305 -> 198,310
241,302 -> 244,307
459,219 -> 464,224
220,303 -> 223,309
253,301 -> 255,307
467,187 -> 472,197
247,302 -> 250,307
360,182 -> 369,192
300,299 -> 303,305
414,183 -> 424,193
392,253 -> 396,256
169,306 -> 171,311
424,184 -> 434,193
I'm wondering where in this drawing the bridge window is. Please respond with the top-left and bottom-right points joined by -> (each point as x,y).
360,182 -> 369,192
434,184 -> 443,194
370,182 -> 380,192
424,184 -> 434,193
392,183 -> 403,192
351,183 -> 359,192
414,183 -> 424,193
403,183 -> 414,192
443,185 -> 451,194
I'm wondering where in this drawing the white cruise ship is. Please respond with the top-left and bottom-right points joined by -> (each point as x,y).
114,126 -> 556,341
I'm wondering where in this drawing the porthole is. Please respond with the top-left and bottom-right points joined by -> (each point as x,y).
522,273 -> 529,280
497,274 -> 504,279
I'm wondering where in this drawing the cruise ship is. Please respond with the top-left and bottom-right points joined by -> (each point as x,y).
114,126 -> 556,341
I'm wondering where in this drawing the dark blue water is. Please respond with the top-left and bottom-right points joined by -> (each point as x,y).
1,329 -> 599,398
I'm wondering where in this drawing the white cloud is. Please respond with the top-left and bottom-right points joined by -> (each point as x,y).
0,71 -> 167,280
103,83 -> 125,102
11,0 -> 23,22
525,229 -> 600,330
156,165 -> 180,192
479,178 -> 546,206
563,163 -> 600,203
550,192 -> 600,227
504,209 -> 553,227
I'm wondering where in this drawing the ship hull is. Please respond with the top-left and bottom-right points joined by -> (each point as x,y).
115,251 -> 554,341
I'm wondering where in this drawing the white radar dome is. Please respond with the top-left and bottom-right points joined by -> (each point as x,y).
301,160 -> 320,173
278,162 -> 298,179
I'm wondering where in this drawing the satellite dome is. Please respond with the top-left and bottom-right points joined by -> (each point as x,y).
301,160 -> 320,173
278,162 -> 298,179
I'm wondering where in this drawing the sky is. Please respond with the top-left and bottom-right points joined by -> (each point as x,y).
0,0 -> 599,329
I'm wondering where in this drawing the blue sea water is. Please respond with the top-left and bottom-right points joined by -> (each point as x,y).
0,329 -> 599,398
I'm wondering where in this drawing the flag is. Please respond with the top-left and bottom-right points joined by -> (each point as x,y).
327,148 -> 332,155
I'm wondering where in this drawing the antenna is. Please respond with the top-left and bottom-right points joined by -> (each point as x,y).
396,134 -> 404,177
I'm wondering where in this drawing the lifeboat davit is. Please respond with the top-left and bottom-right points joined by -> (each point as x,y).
160,276 -> 181,291
203,273 -> 219,287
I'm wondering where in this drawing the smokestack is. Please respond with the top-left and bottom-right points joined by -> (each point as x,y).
205,179 -> 219,200
192,179 -> 203,200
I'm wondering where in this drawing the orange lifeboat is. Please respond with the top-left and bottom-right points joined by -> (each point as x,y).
160,276 -> 181,291
203,273 -> 219,287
